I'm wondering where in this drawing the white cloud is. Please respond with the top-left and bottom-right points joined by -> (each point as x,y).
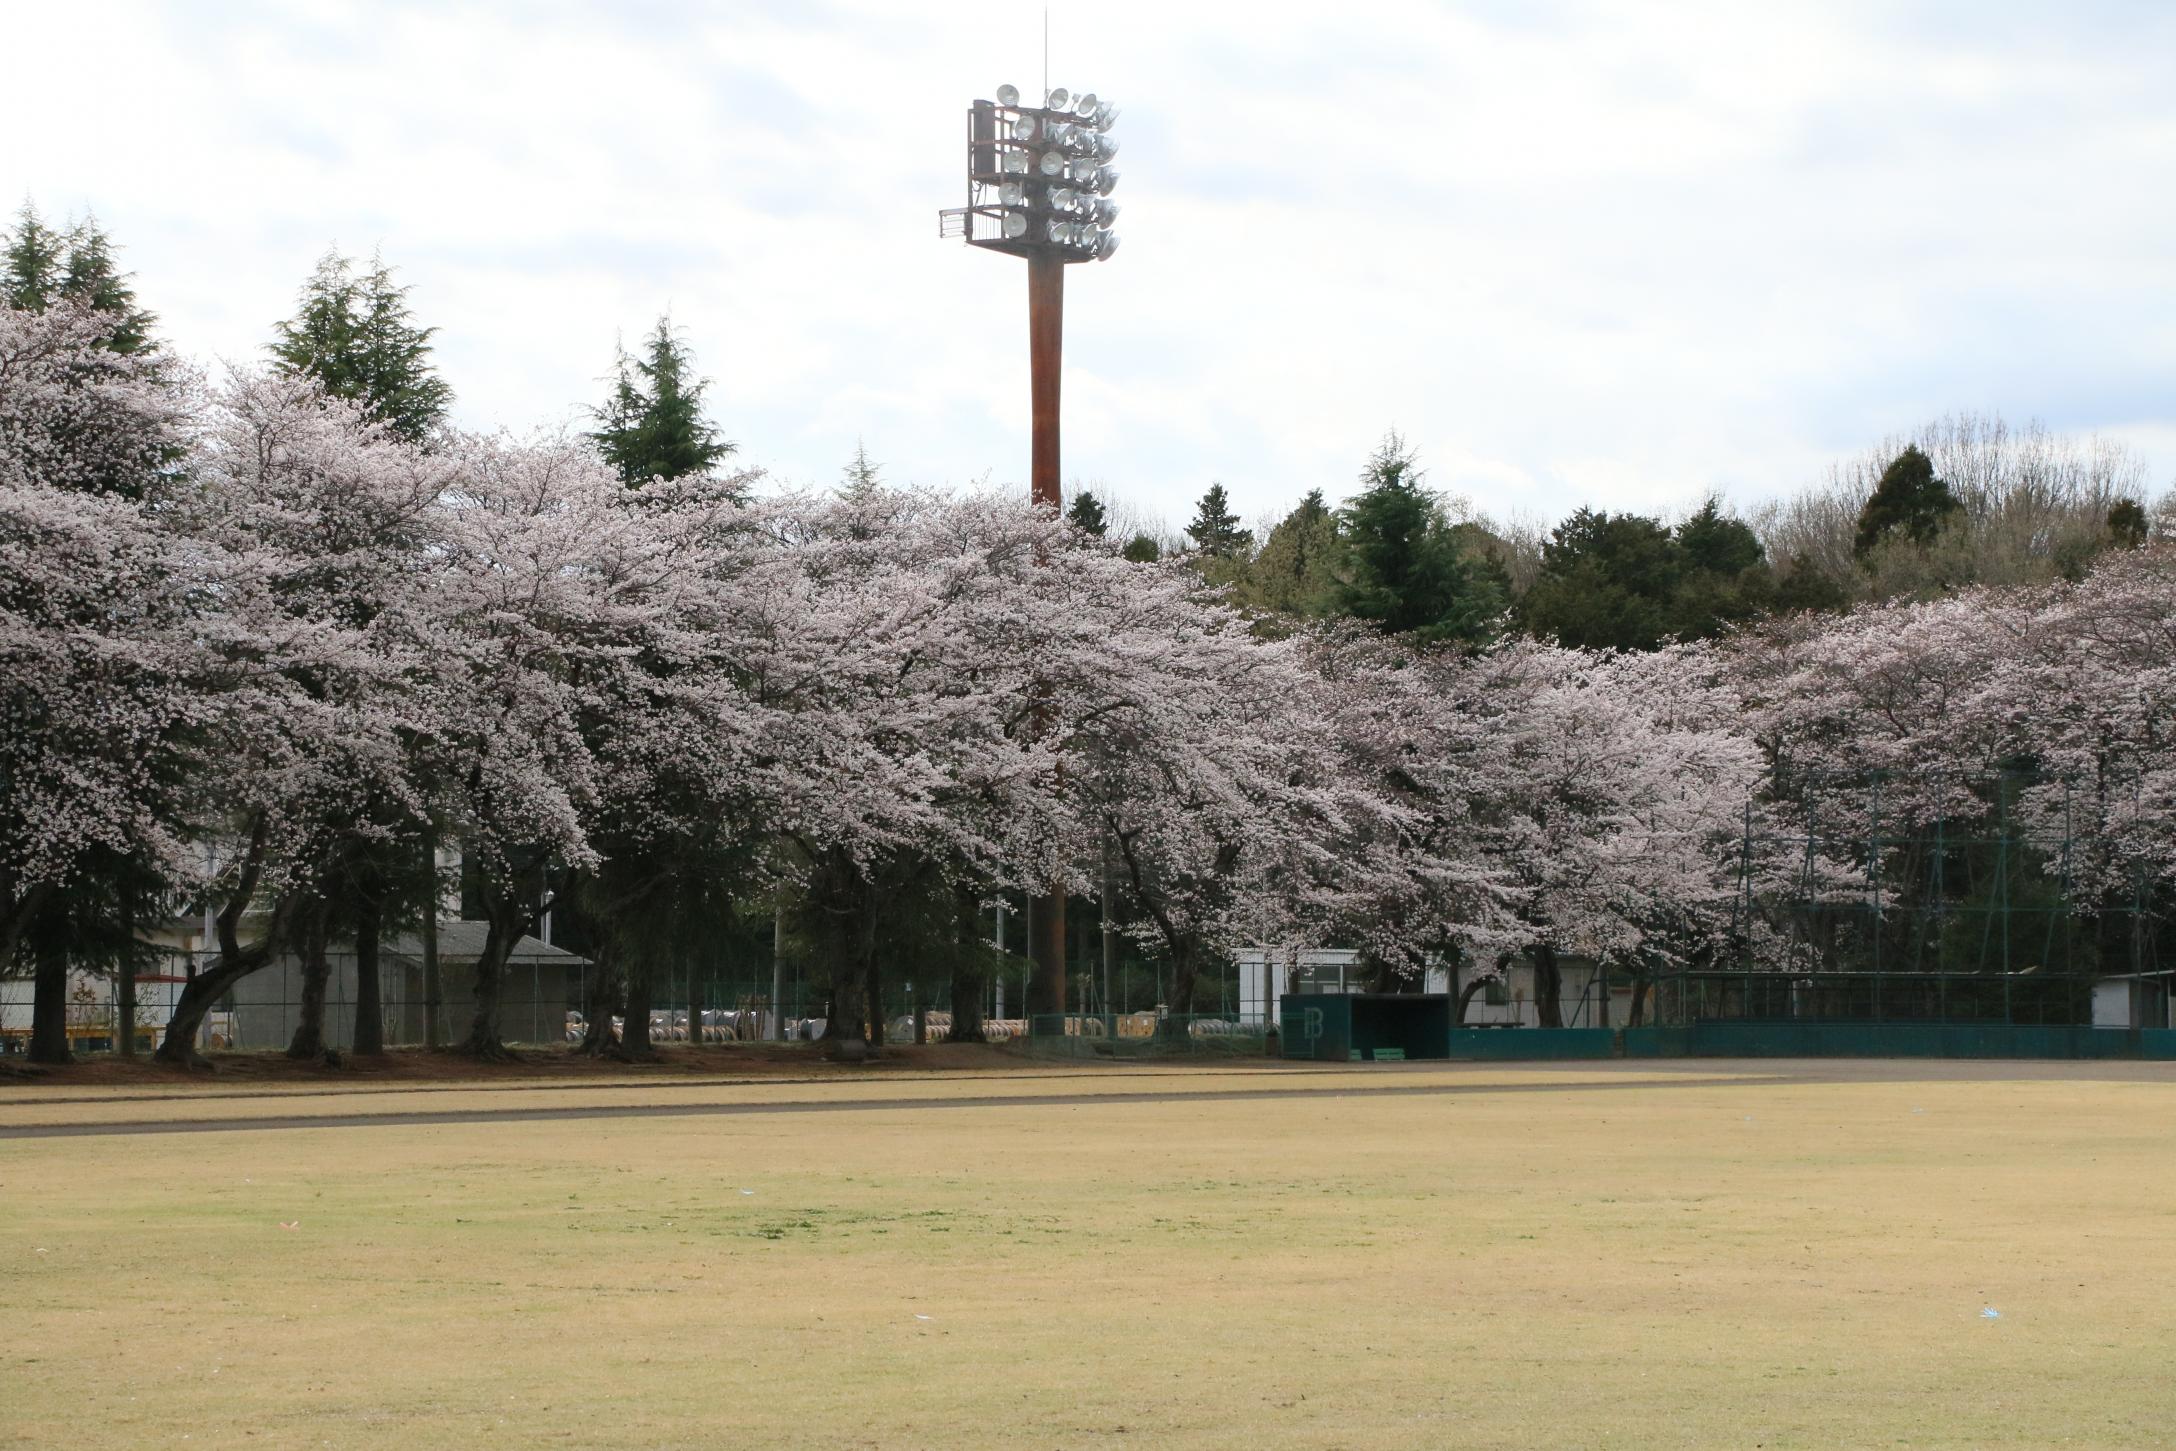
5,0 -> 2171,530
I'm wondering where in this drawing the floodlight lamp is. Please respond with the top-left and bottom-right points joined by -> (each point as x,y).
1093,166 -> 1120,196
996,83 -> 1020,107
1000,181 -> 1026,206
1094,198 -> 1119,225
1074,92 -> 1098,119
1099,231 -> 1120,258
1046,86 -> 1070,110
1011,116 -> 1037,141
1093,103 -> 1118,129
1094,133 -> 1119,161
1051,186 -> 1077,211
1047,217 -> 1068,243
1003,211 -> 1029,239
1046,120 -> 1074,147
1002,151 -> 1029,174
1039,150 -> 1066,176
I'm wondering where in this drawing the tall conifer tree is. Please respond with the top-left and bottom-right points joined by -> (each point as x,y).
271,248 -> 451,445
591,314 -> 734,488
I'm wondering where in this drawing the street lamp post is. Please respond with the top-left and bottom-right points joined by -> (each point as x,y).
940,82 -> 1121,1028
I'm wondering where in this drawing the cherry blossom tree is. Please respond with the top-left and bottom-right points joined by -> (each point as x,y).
152,369 -> 455,1065
0,302 -> 196,1061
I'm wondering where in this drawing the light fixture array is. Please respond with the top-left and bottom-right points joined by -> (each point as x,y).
944,84 -> 1121,261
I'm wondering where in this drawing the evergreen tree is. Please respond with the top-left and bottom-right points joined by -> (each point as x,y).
1066,490 -> 1108,537
1122,533 -> 1162,563
1520,500 -> 1772,649
1237,488 -> 1342,618
840,441 -> 881,499
271,249 -> 452,444
1336,434 -> 1500,646
1520,508 -> 1679,650
2,202 -> 65,310
2107,498 -> 2149,550
58,217 -> 157,355
1185,483 -> 1249,557
1854,444 -> 1961,557
3,204 -> 158,353
590,314 -> 734,488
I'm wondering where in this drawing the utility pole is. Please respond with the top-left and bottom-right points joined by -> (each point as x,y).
941,79 -> 1120,1038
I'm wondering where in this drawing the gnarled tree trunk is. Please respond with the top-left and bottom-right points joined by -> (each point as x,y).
156,818 -> 290,1068
1533,943 -> 1564,1028
458,899 -> 525,1060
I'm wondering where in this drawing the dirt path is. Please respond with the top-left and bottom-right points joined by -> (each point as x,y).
1,1071 -> 1796,1140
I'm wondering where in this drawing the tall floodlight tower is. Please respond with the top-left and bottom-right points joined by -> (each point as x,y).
939,81 -> 1121,510
939,81 -> 1120,1026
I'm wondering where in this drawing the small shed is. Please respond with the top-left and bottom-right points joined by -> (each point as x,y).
1280,993 -> 1451,1061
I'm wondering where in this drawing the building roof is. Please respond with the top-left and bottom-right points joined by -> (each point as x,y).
386,921 -> 589,967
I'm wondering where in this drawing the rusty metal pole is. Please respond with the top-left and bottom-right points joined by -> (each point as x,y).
1026,251 -> 1067,1027
1027,252 -> 1064,510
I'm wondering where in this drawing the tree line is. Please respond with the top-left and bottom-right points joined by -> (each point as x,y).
2,205 -> 2170,1066
1088,419 -> 2161,654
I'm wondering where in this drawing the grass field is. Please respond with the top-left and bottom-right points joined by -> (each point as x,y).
6,1057 -> 2176,1449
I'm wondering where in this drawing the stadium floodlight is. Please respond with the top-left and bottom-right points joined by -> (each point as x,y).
934,80 -> 1128,1036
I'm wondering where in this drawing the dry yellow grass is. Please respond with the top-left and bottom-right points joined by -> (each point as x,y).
5,1061 -> 2174,1449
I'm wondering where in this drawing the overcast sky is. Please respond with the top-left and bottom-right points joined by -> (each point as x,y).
6,0 -> 2173,532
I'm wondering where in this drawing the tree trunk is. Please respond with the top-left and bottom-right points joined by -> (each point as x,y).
1533,943 -> 1563,1028
619,959 -> 655,1060
863,938 -> 884,1051
1454,977 -> 1486,1026
158,817 -> 288,1068
579,951 -> 622,1056
947,885 -> 987,1043
821,971 -> 861,1044
687,958 -> 705,1051
420,838 -> 440,1048
115,903 -> 139,1057
1628,977 -> 1651,1029
28,942 -> 71,1065
286,906 -> 333,1060
351,894 -> 384,1055
770,899 -> 788,1041
458,906 -> 523,1060
1158,946 -> 1199,1043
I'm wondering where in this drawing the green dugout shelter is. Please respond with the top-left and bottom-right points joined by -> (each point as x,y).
1281,993 -> 1451,1061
